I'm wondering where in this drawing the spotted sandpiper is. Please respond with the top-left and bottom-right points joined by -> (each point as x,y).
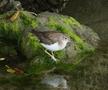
31,29 -> 70,62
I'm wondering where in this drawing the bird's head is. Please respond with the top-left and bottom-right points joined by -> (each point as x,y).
61,35 -> 71,46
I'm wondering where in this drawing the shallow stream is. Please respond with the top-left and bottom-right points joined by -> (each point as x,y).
0,0 -> 108,90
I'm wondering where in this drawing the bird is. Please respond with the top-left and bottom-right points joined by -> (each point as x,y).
30,29 -> 71,62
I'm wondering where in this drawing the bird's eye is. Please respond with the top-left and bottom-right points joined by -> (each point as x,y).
64,37 -> 67,39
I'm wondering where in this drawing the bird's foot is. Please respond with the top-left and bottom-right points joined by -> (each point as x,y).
44,50 -> 58,62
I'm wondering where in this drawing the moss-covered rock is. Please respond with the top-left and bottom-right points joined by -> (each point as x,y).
0,11 -> 99,77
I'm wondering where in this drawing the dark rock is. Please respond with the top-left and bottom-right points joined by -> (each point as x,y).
0,0 -> 22,13
19,0 -> 69,13
41,75 -> 69,89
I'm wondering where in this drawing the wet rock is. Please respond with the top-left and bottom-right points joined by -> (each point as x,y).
0,10 -> 100,76
41,75 -> 69,90
73,25 -> 100,48
0,0 -> 22,13
19,0 -> 69,13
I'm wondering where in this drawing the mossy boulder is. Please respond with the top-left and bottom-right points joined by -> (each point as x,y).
0,11 -> 99,76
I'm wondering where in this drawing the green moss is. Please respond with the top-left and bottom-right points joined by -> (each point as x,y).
61,16 -> 81,27
0,42 -> 17,57
0,11 -> 38,41
0,20 -> 21,45
26,62 -> 55,75
20,33 -> 41,59
20,11 -> 38,28
55,51 -> 66,60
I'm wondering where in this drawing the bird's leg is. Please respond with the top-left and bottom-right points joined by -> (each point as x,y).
51,51 -> 54,56
51,51 -> 57,61
44,50 -> 57,62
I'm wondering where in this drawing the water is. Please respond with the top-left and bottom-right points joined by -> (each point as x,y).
0,0 -> 108,90
62,0 -> 108,90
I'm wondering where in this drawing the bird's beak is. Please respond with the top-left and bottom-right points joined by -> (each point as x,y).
67,40 -> 72,47
68,38 -> 71,43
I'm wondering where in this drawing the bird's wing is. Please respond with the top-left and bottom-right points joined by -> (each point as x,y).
31,30 -> 61,45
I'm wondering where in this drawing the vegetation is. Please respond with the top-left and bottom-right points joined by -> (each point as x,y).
0,11 -> 95,84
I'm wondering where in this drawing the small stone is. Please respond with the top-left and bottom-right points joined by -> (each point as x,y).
41,75 -> 68,89
0,58 -> 5,61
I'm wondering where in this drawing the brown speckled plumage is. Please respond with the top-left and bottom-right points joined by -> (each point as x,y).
31,30 -> 68,45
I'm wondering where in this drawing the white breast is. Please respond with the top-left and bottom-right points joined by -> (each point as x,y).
41,42 -> 66,51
